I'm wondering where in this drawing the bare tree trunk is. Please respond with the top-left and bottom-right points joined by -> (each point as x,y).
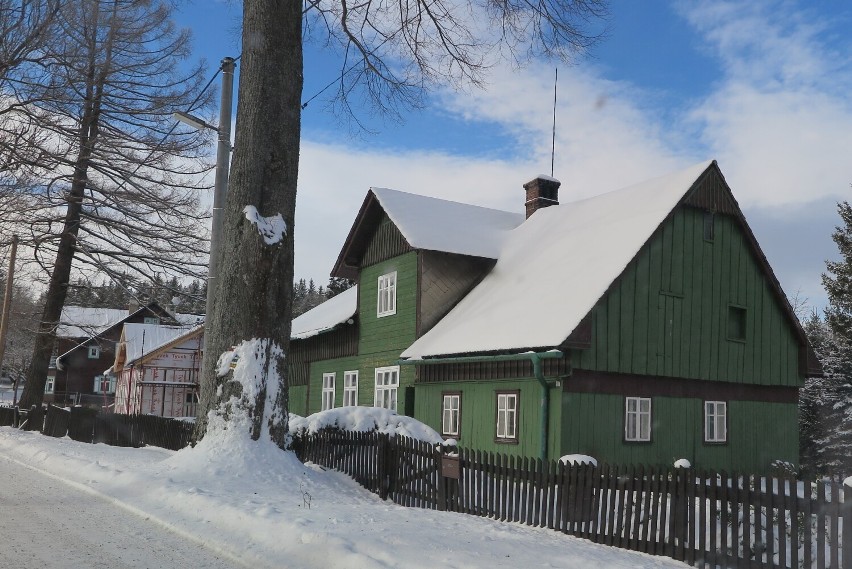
19,1 -> 106,408
11,0 -> 211,407
18,117 -> 96,407
194,1 -> 302,446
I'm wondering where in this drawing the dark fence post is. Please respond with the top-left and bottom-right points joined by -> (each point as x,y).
378,433 -> 390,501
24,405 -> 44,432
843,482 -> 852,569
68,406 -> 97,443
436,443 -> 446,512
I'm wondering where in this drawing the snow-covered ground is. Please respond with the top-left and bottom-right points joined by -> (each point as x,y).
0,454 -> 241,568
0,424 -> 688,568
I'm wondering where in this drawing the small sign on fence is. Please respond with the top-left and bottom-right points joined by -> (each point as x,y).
441,455 -> 460,479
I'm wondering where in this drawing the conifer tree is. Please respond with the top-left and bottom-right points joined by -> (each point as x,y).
802,200 -> 852,474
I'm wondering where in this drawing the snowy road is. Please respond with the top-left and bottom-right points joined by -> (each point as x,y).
0,455 -> 246,569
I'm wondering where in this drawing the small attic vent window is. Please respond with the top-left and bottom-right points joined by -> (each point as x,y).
704,211 -> 715,241
144,316 -> 160,325
727,305 -> 746,342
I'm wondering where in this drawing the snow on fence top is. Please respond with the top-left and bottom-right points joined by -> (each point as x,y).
559,454 -> 598,466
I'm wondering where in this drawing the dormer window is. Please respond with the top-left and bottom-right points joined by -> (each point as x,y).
377,271 -> 397,317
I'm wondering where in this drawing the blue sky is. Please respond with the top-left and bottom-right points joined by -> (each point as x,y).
174,0 -> 852,313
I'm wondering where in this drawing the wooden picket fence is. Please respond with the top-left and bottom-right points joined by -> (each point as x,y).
293,429 -> 852,569
2,404 -> 193,451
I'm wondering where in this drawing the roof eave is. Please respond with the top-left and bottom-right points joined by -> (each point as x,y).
331,190 -> 381,279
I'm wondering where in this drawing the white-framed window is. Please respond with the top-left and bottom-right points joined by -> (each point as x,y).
343,371 -> 358,407
442,393 -> 461,437
321,373 -> 336,411
705,401 -> 727,443
143,316 -> 160,325
377,271 -> 397,317
87,346 -> 100,359
496,391 -> 518,442
625,397 -> 652,442
93,374 -> 116,394
374,366 -> 399,411
45,377 -> 55,394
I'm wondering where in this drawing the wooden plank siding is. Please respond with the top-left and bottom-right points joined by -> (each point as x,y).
301,252 -> 419,416
573,205 -> 802,387
559,391 -> 798,473
418,251 -> 493,337
288,325 -> 359,385
413,379 -> 564,459
361,214 -> 412,267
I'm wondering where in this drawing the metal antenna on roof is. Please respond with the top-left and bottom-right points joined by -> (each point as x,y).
551,68 -> 558,177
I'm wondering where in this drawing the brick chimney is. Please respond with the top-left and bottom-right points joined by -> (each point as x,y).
523,175 -> 561,218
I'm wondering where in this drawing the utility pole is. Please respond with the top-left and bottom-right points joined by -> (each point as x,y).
205,57 -> 236,327
0,235 -> 18,377
174,57 -> 235,355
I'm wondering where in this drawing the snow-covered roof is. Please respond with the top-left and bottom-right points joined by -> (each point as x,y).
291,286 -> 358,340
174,312 -> 205,326
57,306 -> 129,337
371,188 -> 524,260
401,160 -> 714,359
121,323 -> 194,364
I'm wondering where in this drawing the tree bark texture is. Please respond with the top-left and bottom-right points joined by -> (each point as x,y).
194,1 -> 302,445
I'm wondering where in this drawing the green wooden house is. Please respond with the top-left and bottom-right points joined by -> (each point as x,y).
288,160 -> 821,473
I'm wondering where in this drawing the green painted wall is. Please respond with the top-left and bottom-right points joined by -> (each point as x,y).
289,385 -> 309,416
574,207 -> 802,387
303,252 -> 418,415
560,391 -> 798,473
413,379 -> 563,458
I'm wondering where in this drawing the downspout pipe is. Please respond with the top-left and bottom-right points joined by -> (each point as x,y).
398,350 -> 564,461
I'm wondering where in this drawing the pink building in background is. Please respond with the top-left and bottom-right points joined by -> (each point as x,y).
112,324 -> 203,418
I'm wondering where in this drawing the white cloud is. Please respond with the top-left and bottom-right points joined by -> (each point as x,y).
679,0 -> 852,208
294,0 -> 850,311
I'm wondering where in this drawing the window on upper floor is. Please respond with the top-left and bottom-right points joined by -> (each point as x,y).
45,377 -> 55,394
705,401 -> 727,443
374,366 -> 399,411
343,371 -> 358,407
88,346 -> 100,359
321,373 -> 336,411
727,305 -> 747,342
495,391 -> 519,443
625,397 -> 652,442
377,271 -> 397,317
442,392 -> 461,438
143,316 -> 160,325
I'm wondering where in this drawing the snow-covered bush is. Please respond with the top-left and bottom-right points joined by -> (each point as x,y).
288,407 -> 443,445
673,458 -> 691,469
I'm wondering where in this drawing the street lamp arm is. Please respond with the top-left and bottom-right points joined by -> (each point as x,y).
173,110 -> 218,132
